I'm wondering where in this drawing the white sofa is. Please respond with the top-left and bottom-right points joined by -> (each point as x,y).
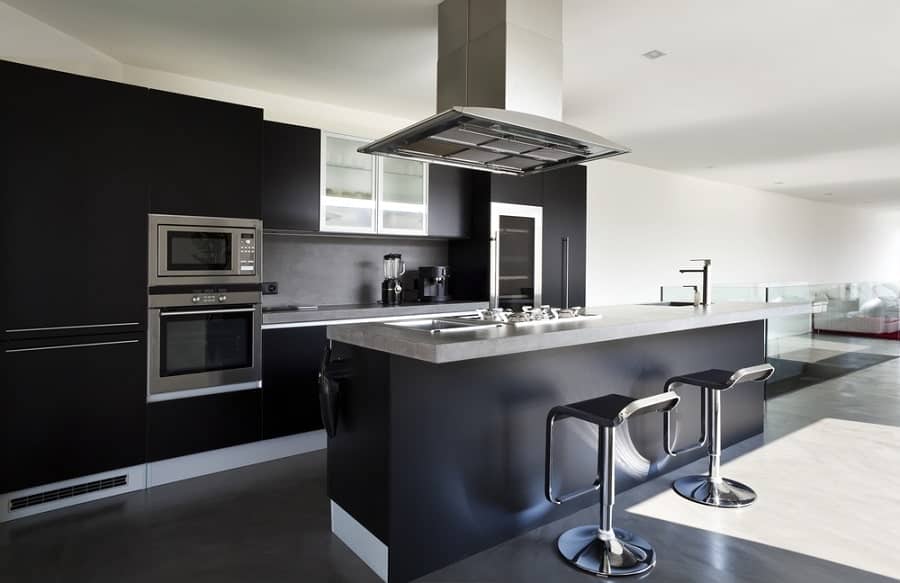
813,282 -> 900,336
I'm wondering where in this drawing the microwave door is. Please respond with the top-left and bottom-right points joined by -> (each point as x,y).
159,227 -> 235,277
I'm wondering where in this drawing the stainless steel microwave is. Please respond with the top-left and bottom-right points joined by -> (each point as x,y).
149,214 -> 262,287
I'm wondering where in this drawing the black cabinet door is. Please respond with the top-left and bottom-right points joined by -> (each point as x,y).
490,173 -> 543,205
427,166 -> 477,238
0,334 -> 147,493
262,121 -> 321,231
261,327 -> 328,439
542,166 -> 587,308
1,61 -> 147,339
147,390 -> 262,462
148,89 -> 262,219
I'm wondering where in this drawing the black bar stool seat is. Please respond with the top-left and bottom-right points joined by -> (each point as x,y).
545,392 -> 680,577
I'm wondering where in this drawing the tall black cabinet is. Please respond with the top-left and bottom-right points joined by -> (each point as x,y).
1,61 -> 148,338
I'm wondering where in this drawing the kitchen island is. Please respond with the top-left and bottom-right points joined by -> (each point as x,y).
324,302 -> 811,583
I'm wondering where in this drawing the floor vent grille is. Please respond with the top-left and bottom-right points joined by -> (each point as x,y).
9,475 -> 128,511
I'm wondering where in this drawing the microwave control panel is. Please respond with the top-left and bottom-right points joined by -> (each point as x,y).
239,233 -> 256,273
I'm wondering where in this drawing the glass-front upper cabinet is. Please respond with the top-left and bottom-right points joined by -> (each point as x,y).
379,157 -> 428,235
321,132 -> 428,235
321,134 -> 377,233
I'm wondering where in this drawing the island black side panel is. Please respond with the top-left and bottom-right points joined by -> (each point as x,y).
148,89 -> 262,219
387,321 -> 765,583
326,345 -> 391,544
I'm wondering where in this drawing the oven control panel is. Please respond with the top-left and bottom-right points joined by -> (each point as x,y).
191,294 -> 229,304
239,233 -> 256,274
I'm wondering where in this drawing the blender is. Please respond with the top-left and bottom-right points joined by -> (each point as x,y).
381,253 -> 406,305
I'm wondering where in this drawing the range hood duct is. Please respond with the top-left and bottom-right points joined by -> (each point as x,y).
359,0 -> 630,176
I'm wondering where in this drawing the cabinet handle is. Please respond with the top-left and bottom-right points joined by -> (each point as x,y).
5,322 -> 140,333
5,339 -> 140,353
160,307 -> 257,317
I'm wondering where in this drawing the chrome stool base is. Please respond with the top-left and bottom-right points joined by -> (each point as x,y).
557,526 -> 656,577
672,475 -> 757,508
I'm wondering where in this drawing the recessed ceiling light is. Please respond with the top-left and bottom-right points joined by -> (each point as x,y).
706,165 -> 716,169
774,181 -> 784,185
642,49 -> 667,60
823,192 -> 833,197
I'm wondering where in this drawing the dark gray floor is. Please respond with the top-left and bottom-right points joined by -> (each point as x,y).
3,332 -> 899,583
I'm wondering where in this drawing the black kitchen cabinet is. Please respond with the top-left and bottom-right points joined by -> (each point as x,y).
542,166 -> 587,308
148,89 -> 263,219
147,390 -> 262,462
1,60 -> 147,339
262,121 -> 322,231
490,173 -> 543,205
427,166 -> 481,238
261,327 -> 329,438
0,334 -> 147,493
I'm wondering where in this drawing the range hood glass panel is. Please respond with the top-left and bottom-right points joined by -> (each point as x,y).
449,149 -> 510,163
526,148 -> 578,162
359,107 -> 630,176
492,156 -> 545,170
432,127 -> 493,146
404,138 -> 467,157
480,138 -> 536,155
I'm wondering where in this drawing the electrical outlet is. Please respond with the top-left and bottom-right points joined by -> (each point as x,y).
262,281 -> 279,295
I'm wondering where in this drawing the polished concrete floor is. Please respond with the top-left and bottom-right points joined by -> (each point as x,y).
2,332 -> 899,583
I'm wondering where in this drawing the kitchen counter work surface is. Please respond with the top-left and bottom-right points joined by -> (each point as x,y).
262,300 -> 488,327
327,301 -> 811,363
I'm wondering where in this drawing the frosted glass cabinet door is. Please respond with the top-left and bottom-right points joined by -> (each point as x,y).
382,158 -> 425,204
322,134 -> 377,232
324,135 -> 374,201
379,158 -> 427,235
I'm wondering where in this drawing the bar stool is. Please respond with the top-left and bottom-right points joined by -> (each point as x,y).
663,363 -> 774,508
545,392 -> 680,577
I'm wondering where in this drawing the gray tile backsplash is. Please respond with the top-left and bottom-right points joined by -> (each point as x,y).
262,234 -> 449,306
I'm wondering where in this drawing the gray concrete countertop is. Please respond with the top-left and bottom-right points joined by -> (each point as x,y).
262,300 -> 488,327
327,301 -> 812,363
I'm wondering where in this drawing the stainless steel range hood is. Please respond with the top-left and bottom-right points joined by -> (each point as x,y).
358,106 -> 629,175
359,0 -> 630,176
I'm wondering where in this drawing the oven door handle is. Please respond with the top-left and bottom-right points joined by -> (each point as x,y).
160,307 -> 258,316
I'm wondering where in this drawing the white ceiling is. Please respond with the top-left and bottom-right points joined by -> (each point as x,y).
8,0 -> 900,207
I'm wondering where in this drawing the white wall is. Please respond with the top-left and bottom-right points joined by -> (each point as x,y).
0,1 -> 412,138
586,160 -> 900,304
0,2 -> 122,80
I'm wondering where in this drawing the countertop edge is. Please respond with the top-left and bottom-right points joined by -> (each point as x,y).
326,302 -> 812,363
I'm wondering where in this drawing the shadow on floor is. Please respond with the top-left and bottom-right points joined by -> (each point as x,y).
766,352 -> 897,399
415,511 -> 898,583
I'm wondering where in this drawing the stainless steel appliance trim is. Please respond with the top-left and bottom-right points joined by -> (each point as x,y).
160,307 -> 257,317
147,302 -> 262,395
5,322 -> 140,333
261,309 -> 483,330
145,381 -> 262,402
5,339 -> 140,353
490,202 -> 543,309
148,291 -> 261,309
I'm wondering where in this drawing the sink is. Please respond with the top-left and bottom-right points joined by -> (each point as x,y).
387,318 -> 503,334
641,301 -> 699,307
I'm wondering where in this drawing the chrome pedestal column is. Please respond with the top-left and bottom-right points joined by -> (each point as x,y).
672,389 -> 757,507
554,427 -> 656,577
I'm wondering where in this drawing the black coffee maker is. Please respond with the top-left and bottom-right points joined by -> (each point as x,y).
418,266 -> 451,302
381,253 -> 405,305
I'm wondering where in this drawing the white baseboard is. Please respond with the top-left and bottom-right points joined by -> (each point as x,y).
147,430 -> 326,487
1,431 -> 326,523
0,465 -> 146,523
331,501 -> 389,582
